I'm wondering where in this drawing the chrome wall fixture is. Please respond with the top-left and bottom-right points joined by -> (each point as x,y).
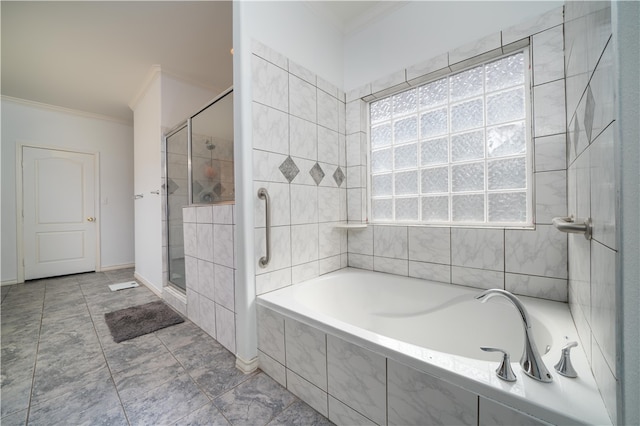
258,188 -> 271,268
552,216 -> 592,240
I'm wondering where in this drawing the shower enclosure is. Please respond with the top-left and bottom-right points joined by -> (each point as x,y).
164,88 -> 234,292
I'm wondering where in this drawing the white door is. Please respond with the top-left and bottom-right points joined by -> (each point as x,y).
22,147 -> 97,280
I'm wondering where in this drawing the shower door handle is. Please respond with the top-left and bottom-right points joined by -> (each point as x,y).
258,188 -> 271,268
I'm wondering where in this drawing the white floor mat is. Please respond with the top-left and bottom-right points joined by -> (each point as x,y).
108,281 -> 139,291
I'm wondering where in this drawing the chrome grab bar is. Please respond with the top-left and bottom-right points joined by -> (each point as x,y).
552,216 -> 592,240
257,188 -> 271,268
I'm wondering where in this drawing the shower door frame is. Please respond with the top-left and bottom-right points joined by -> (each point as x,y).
164,120 -> 190,292
163,86 -> 234,292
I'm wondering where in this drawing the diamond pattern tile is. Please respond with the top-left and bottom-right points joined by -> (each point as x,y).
213,183 -> 224,197
309,162 -> 325,185
584,85 -> 595,143
572,115 -> 581,153
279,156 -> 300,183
192,181 -> 203,196
333,167 -> 345,187
167,178 -> 179,195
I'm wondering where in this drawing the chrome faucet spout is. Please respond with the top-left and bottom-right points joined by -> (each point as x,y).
476,289 -> 553,383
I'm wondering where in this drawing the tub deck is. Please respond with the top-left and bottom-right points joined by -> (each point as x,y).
257,268 -> 611,425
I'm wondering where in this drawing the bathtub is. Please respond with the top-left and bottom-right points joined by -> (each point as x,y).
257,268 -> 611,425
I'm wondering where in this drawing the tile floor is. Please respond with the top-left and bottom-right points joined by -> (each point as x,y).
1,268 -> 334,425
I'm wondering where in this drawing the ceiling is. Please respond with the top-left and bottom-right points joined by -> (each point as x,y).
307,1 -> 406,35
1,1 -> 234,123
1,1 -> 399,124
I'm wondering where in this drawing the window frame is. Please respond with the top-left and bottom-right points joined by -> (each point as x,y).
367,47 -> 534,228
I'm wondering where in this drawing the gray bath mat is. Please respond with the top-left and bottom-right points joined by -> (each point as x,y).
105,300 -> 184,343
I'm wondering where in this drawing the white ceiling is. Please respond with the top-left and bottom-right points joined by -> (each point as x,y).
306,1 -> 407,35
1,1 -> 233,123
1,1 -> 398,124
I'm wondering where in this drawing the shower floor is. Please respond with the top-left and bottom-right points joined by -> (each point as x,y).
1,268 -> 333,425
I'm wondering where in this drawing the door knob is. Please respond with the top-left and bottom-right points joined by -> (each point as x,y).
87,217 -> 96,222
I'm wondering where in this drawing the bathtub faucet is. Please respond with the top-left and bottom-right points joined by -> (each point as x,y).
475,289 -> 553,383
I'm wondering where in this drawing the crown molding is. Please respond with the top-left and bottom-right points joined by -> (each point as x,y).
1,95 -> 133,126
128,64 -> 162,111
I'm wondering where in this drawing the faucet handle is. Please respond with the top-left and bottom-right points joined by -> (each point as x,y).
481,347 -> 517,382
554,341 -> 579,378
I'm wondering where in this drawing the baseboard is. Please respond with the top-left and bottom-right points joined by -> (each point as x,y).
236,355 -> 259,374
1,279 -> 18,287
163,285 -> 187,317
133,272 -> 163,298
100,263 -> 135,272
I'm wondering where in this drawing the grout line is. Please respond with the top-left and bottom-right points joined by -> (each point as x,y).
84,274 -> 133,425
24,282 -> 46,425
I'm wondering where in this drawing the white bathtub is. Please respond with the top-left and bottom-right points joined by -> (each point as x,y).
257,268 -> 611,425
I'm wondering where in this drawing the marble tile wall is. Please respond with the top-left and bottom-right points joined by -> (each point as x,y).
346,7 -> 569,302
257,304 -> 550,425
251,40 -> 348,296
182,204 -> 237,354
564,1 -> 617,422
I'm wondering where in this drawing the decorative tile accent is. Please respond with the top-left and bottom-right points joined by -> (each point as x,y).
584,85 -> 595,143
309,162 -> 325,185
279,156 -> 299,183
333,167 -> 345,187
192,181 -> 203,197
572,114 -> 581,155
166,178 -> 179,195
213,183 -> 224,197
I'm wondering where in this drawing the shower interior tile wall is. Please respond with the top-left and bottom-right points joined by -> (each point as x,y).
251,40 -> 348,296
346,7 -> 569,303
564,1 -> 617,422
182,204 -> 237,354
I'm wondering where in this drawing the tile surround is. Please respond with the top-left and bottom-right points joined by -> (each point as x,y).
258,304 -> 566,426
344,13 -> 569,302
251,43 -> 348,296
565,3 -> 617,422
532,24 -> 565,85
250,6 -> 617,422
479,397 -> 550,426
182,205 -> 237,354
388,360 -> 477,426
327,335 -> 387,425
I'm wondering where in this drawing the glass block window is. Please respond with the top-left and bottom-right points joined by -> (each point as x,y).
369,50 -> 532,226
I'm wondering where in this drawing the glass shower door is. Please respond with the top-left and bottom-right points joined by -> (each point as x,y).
165,123 -> 188,291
